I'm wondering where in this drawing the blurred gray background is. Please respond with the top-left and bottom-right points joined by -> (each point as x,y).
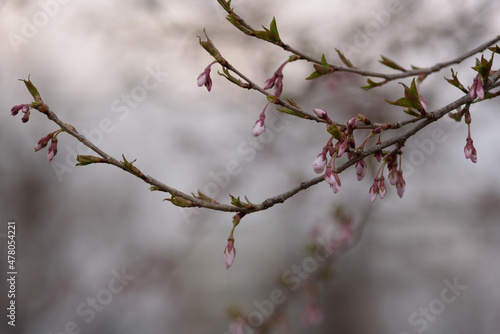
1,0 -> 500,333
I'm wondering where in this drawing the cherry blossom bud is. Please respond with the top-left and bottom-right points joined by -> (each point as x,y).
224,238 -> 236,269
324,167 -> 341,194
337,140 -> 348,157
274,75 -> 283,98
313,108 -> 327,119
21,109 -> 31,123
355,159 -> 367,181
476,77 -> 484,99
263,74 -> 277,90
388,167 -> 398,185
47,138 -> 58,162
313,153 -> 327,174
197,61 -> 216,92
378,177 -> 387,199
396,170 -> 406,198
11,105 -> 23,116
369,177 -> 379,202
469,74 -> 485,100
464,136 -> 477,163
347,117 -> 358,133
301,301 -> 324,325
34,134 -> 53,151
375,150 -> 383,162
252,118 -> 266,137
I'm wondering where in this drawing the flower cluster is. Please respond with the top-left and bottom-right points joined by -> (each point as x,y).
11,104 -> 32,123
311,109 -> 362,194
369,149 -> 406,202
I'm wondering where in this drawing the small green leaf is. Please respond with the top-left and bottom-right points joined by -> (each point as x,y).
121,154 -> 144,177
472,54 -> 494,80
444,69 -> 468,93
269,17 -> 280,40
379,55 -> 406,72
385,79 -> 424,115
276,107 -> 307,119
320,54 -> 329,68
20,75 -> 42,103
286,98 -> 302,109
230,194 -> 246,208
361,78 -> 386,90
327,123 -> 343,141
335,48 -> 355,68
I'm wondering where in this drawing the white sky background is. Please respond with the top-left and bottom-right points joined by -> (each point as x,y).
1,0 -> 500,333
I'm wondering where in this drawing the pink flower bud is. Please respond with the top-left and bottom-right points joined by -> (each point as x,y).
396,171 -> 406,198
34,134 -> 53,151
378,177 -> 387,199
369,178 -> 379,202
464,136 -> 477,163
47,138 -> 58,162
313,108 -> 327,119
355,159 -> 367,181
313,153 -> 327,174
21,109 -> 31,123
224,238 -> 236,269
347,117 -> 358,132
263,74 -> 277,90
274,75 -> 283,98
337,140 -> 348,158
324,167 -> 341,194
252,119 -> 266,137
11,105 -> 23,116
388,167 -> 398,185
197,61 -> 215,92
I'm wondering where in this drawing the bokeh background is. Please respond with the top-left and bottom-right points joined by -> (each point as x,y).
1,0 -> 500,333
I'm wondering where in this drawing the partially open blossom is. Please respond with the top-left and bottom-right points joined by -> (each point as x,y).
313,152 -> 327,174
469,74 -> 484,100
369,177 -> 379,202
47,138 -> 58,162
35,133 -> 54,151
197,61 -> 216,92
301,301 -> 324,325
396,170 -> 406,198
355,159 -> 367,181
464,136 -> 477,163
224,238 -> 236,269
